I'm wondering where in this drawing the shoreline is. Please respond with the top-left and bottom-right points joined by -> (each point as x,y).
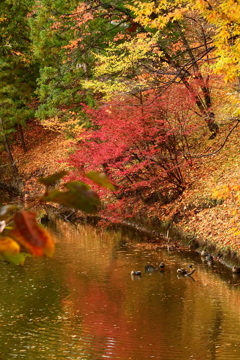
1,120 -> 239,264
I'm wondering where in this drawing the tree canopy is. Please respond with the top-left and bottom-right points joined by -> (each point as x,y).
0,0 -> 240,259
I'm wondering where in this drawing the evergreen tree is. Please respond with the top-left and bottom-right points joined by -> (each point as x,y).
0,0 -> 38,168
30,0 -> 133,134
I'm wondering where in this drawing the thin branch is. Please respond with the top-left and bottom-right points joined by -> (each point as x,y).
190,119 -> 240,158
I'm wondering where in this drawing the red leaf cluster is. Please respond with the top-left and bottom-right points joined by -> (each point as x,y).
67,88 -> 199,218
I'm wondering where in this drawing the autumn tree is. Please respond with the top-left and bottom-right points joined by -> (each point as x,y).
67,87 -> 199,218
193,0 -> 240,83
80,0 -> 220,138
195,0 -> 240,237
193,0 -> 240,125
29,0 -> 240,140
29,0 -> 129,135
26,0 -> 239,138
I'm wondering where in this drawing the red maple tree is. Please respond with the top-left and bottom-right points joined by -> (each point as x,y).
67,87 -> 200,218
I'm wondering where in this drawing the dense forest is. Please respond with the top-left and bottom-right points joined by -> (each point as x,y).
0,0 -> 240,261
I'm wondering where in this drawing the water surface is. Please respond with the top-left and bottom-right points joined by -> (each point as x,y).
0,219 -> 240,359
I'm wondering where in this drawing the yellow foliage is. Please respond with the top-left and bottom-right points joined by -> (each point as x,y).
42,112 -> 86,140
125,0 -> 240,119
127,0 -> 240,85
83,33 -> 162,98
93,33 -> 156,76
192,0 -> 240,83
0,237 -> 20,254
0,16 -> 7,23
213,180 -> 240,237
81,0 -> 240,118
127,0 -> 189,29
213,181 -> 240,204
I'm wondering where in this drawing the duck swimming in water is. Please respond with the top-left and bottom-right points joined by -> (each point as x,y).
131,271 -> 141,276
145,262 -> 165,272
205,254 -> 213,262
145,265 -> 157,272
177,268 -> 188,275
177,268 -> 196,277
200,250 -> 208,257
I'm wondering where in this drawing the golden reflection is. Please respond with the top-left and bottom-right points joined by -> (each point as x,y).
46,219 -> 240,359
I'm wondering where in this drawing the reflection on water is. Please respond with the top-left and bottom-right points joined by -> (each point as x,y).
0,219 -> 240,359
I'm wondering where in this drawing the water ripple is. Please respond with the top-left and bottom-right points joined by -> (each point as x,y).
1,221 -> 240,359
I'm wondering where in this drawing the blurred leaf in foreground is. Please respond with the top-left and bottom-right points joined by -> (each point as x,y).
0,237 -> 25,265
38,171 -> 68,187
86,171 -> 116,191
40,181 -> 101,214
10,211 -> 55,257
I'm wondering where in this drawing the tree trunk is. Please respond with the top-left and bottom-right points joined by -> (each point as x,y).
0,117 -> 18,175
17,123 -> 27,153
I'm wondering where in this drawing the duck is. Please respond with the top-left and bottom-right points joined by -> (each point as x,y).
205,254 -> 213,262
232,266 -> 240,274
145,263 -> 166,272
145,265 -> 157,272
131,271 -> 141,276
177,268 -> 188,275
177,268 -> 196,277
200,250 -> 208,257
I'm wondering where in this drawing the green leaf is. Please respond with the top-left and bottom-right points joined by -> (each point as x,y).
0,205 -> 19,221
85,171 -> 116,191
1,252 -> 26,266
64,181 -> 90,192
40,181 -> 101,214
38,171 -> 68,186
0,236 -> 25,265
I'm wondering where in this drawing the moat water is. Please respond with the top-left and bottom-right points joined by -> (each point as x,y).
0,218 -> 240,359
